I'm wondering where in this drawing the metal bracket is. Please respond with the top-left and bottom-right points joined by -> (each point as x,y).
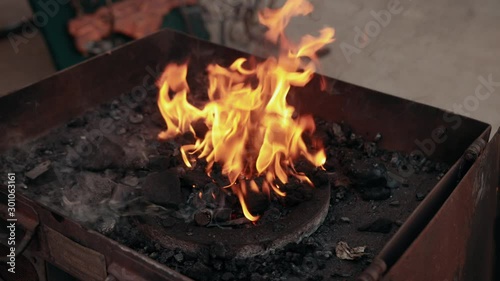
464,137 -> 487,162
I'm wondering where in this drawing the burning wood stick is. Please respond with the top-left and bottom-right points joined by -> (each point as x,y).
194,209 -> 212,226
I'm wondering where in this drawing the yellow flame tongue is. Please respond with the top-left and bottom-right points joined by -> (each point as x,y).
157,0 -> 333,221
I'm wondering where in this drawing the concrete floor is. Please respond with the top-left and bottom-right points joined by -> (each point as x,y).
0,0 -> 498,131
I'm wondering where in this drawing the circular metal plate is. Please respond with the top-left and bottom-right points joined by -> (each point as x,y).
135,183 -> 330,258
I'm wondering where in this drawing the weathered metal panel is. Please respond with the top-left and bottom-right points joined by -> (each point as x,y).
381,129 -> 499,281
45,227 -> 107,281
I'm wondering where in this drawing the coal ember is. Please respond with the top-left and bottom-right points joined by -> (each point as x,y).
180,170 -> 213,188
328,122 -> 347,144
244,192 -> 270,216
185,261 -> 213,281
73,172 -> 116,201
281,182 -> 313,207
142,171 -> 182,208
311,170 -> 329,188
360,187 -> 392,201
78,137 -> 126,170
147,156 -> 173,170
210,242 -> 229,259
416,192 -> 426,201
110,184 -> 137,204
329,172 -> 351,189
346,159 -> 387,187
67,116 -> 87,128
358,218 -> 394,234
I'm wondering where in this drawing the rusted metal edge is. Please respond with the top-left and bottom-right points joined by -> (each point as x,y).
44,226 -> 107,281
380,128 -> 499,281
358,128 -> 493,281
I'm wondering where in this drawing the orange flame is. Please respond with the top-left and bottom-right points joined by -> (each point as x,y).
157,0 -> 333,221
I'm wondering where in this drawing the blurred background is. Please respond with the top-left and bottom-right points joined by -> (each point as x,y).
0,0 -> 499,130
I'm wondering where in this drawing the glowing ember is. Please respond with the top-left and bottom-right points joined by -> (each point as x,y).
157,0 -> 334,221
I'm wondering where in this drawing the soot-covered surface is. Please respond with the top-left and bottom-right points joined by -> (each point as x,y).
0,80 -> 447,280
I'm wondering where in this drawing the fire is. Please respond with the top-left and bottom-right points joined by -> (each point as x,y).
157,0 -> 334,221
